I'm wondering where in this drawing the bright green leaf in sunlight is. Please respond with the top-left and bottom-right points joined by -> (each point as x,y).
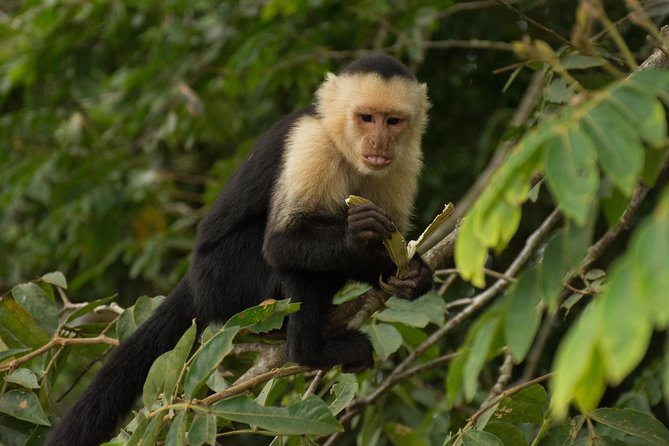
551,304 -> 601,418
210,395 -> 342,436
552,187 -> 669,417
456,70 -> 669,286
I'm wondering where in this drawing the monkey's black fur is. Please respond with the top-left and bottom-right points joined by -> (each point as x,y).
341,53 -> 415,80
48,57 -> 432,446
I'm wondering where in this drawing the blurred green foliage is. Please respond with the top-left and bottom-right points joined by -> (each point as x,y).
3,0 -> 669,445
0,0 -> 536,299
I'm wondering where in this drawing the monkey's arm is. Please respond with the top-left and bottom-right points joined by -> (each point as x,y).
263,203 -> 396,279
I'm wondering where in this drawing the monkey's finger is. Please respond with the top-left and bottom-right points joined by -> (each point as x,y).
348,217 -> 392,239
348,208 -> 396,233
352,230 -> 383,242
348,202 -> 391,217
388,277 -> 418,289
400,269 -> 420,280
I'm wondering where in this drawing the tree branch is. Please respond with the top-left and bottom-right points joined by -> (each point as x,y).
0,334 -> 119,373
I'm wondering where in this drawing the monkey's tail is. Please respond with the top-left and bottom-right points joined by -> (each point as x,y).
47,279 -> 196,446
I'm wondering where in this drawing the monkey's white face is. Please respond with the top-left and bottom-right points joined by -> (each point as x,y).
353,110 -> 409,173
314,71 -> 429,177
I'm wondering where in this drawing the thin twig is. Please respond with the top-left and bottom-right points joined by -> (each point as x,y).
482,350 -> 514,406
0,334 -> 119,373
493,0 -> 570,45
437,0 -> 498,19
302,369 -> 327,400
198,366 -> 312,406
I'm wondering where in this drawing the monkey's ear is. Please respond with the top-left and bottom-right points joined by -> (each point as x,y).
315,72 -> 339,109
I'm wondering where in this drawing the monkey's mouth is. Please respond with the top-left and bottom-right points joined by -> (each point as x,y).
362,155 -> 393,168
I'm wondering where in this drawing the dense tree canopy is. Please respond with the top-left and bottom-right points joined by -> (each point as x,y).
1,1 -> 669,445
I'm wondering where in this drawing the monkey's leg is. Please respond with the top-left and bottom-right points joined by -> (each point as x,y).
283,273 -> 374,372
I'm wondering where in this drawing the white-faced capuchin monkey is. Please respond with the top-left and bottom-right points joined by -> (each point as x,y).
48,54 -> 433,445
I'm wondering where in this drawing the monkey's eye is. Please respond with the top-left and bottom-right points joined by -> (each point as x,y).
387,117 -> 401,125
360,114 -> 374,123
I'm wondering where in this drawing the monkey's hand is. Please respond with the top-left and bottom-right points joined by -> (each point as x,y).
346,203 -> 396,250
388,256 -> 433,300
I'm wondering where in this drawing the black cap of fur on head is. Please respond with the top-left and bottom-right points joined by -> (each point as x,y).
339,54 -> 415,80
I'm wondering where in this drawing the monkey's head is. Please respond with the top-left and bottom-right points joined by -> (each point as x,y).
315,54 -> 430,176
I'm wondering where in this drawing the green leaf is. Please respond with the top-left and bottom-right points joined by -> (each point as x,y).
4,368 -> 40,390
446,347 -> 467,406
464,313 -> 502,401
633,192 -> 669,328
328,376 -> 358,416
599,259 -> 652,384
484,422 -> 528,446
561,54 -> 604,69
64,295 -> 116,323
544,128 -> 599,225
376,292 -> 446,328
210,395 -> 342,436
224,299 -> 298,333
0,390 -> 50,426
40,271 -> 68,289
188,413 -> 217,446
333,282 -> 372,305
165,411 -> 188,446
116,295 -> 165,342
504,266 -> 544,362
609,83 -> 666,148
0,348 -> 32,364
551,304 -> 601,418
362,322 -> 402,361
494,384 -> 548,424
255,377 -> 276,406
11,283 -> 59,334
573,346 -> 607,413
184,326 -> 239,399
140,415 -> 164,446
384,422 -> 428,446
462,429 -> 504,446
583,102 -> 643,195
455,213 -> 489,288
589,408 -> 669,444
0,299 -> 50,349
